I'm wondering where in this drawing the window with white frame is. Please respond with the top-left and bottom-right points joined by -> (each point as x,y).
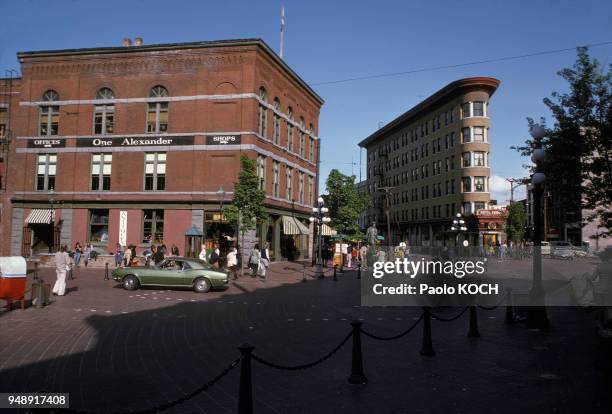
473,126 -> 485,142
473,101 -> 485,117
258,87 -> 268,137
285,166 -> 293,201
36,153 -> 57,191
474,176 -> 486,192
286,107 -> 294,151
89,209 -> 109,243
272,161 -> 280,197
257,155 -> 266,190
462,177 -> 471,192
0,108 -> 8,138
463,202 -> 473,215
91,153 -> 112,191
462,152 -> 471,167
299,117 -> 305,157
474,152 -> 485,166
462,127 -> 472,143
308,175 -> 314,206
144,152 -> 166,191
272,98 -> 281,145
462,102 -> 471,118
146,86 -> 169,133
298,172 -> 304,203
93,88 -> 115,135
142,209 -> 164,244
474,201 -> 486,211
39,90 -> 60,136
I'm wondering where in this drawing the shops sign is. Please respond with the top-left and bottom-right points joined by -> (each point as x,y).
206,135 -> 241,145
76,136 -> 194,147
27,138 -> 66,148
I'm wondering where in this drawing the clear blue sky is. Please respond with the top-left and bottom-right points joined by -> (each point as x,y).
2,0 -> 611,202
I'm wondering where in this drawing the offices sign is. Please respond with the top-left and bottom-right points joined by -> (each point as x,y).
76,136 -> 194,147
27,139 -> 66,149
206,135 -> 241,145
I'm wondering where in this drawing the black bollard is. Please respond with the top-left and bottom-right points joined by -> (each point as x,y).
420,307 -> 435,356
333,265 -> 338,281
467,305 -> 480,338
347,321 -> 367,384
238,343 -> 254,414
504,289 -> 515,324
357,263 -> 361,280
104,262 -> 109,281
338,262 -> 344,274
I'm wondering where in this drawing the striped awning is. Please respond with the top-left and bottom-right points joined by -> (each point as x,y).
282,215 -> 310,235
25,209 -> 53,224
321,224 -> 337,236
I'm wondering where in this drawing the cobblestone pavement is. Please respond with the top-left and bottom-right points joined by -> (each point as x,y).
0,260 -> 611,413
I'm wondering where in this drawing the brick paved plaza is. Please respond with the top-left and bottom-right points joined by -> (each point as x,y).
1,260 -> 611,413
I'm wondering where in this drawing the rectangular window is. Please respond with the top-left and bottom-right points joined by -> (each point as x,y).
445,157 -> 450,172
287,123 -> 294,151
462,152 -> 471,167
258,104 -> 268,137
462,177 -> 472,192
462,127 -> 472,143
473,127 -> 485,142
144,152 -> 166,191
91,153 -> 112,191
285,167 -> 293,201
474,176 -> 486,192
473,101 -> 484,117
39,105 -> 59,136
474,202 -> 486,211
142,209 -> 164,244
450,132 -> 455,146
273,113 -> 281,144
308,175 -> 314,206
463,202 -> 472,215
451,179 -> 456,194
36,154 -> 57,191
299,132 -> 305,157
0,108 -> 7,138
272,161 -> 280,197
474,152 -> 485,166
146,102 -> 168,133
257,155 -> 266,190
309,138 -> 314,161
93,105 -> 114,135
298,172 -> 304,203
89,209 -> 109,243
462,102 -> 471,118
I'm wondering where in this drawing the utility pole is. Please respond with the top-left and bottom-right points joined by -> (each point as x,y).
506,178 -> 529,204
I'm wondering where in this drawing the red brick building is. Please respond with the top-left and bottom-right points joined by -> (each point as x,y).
0,38 -> 323,261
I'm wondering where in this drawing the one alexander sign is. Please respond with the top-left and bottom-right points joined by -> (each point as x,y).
76,136 -> 194,147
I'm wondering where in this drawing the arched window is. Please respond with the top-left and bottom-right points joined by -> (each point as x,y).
298,116 -> 305,157
308,123 -> 315,161
257,87 -> 268,137
272,98 -> 281,145
94,88 -> 115,135
147,85 -> 169,133
39,90 -> 59,136
286,106 -> 294,152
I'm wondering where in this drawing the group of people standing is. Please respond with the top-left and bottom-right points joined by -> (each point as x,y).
196,242 -> 270,280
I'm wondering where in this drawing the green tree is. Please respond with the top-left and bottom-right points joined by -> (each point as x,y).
224,155 -> 267,273
506,203 -> 526,242
513,47 -> 612,237
323,169 -> 368,235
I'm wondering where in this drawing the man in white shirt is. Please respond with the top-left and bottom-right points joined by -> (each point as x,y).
53,245 -> 71,296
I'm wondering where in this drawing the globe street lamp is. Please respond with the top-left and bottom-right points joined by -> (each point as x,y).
527,124 -> 550,329
450,212 -> 468,257
310,196 -> 331,279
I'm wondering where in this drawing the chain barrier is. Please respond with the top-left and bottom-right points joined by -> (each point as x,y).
359,313 -> 424,341
65,358 -> 241,414
477,294 -> 507,311
251,330 -> 352,371
430,306 -> 469,322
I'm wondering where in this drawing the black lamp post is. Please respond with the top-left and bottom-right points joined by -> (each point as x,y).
48,187 -> 55,253
527,124 -> 550,329
310,196 -> 330,279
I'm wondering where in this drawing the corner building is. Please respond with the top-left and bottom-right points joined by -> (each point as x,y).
358,77 -> 500,247
1,39 -> 323,261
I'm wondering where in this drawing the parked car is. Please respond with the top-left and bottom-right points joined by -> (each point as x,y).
551,241 -> 574,260
541,241 -> 551,256
112,257 -> 229,293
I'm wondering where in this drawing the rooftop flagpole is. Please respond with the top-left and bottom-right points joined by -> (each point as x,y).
280,5 -> 285,59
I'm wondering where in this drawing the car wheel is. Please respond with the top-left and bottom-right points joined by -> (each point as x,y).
193,277 -> 211,293
123,275 -> 139,291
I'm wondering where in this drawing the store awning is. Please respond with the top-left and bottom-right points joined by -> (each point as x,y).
282,216 -> 310,235
25,209 -> 53,224
321,224 -> 337,236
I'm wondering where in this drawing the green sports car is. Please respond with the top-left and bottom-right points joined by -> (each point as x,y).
112,257 -> 229,293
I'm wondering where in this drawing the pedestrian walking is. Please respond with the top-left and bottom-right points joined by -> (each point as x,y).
124,245 -> 132,267
226,247 -> 239,280
260,243 -> 270,278
249,244 -> 261,277
359,244 -> 368,269
74,242 -> 82,267
114,243 -> 123,267
198,244 -> 208,263
52,245 -> 71,296
209,245 -> 220,268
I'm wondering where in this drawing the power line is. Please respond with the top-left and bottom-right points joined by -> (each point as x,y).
311,40 -> 612,86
